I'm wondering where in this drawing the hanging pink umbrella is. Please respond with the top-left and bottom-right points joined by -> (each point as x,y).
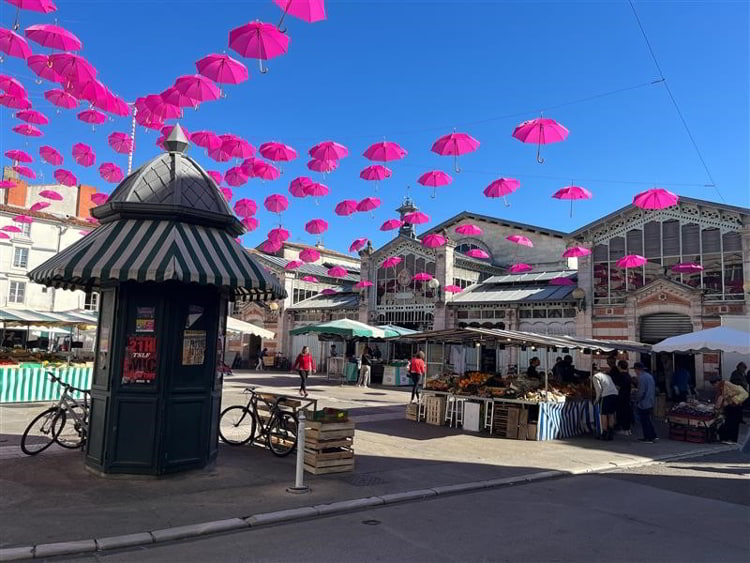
240,158 -> 256,177
321,288 -> 337,296
24,23 -> 81,51
549,277 -> 576,286
84,216 -> 98,225
431,131 -> 479,172
381,257 -> 402,268
444,285 -> 462,294
309,140 -> 348,161
90,192 -> 108,205
242,216 -> 259,232
49,53 -> 96,86
512,117 -> 569,163
301,275 -> 319,283
418,170 -> 452,199
13,165 -> 35,178
220,187 -> 234,202
506,234 -> 534,248
225,166 -> 249,187
6,0 -> 57,12
259,141 -> 297,162
285,260 -> 303,270
299,248 -> 320,263
262,239 -> 283,253
143,95 -> 180,121
196,53 -> 248,85
0,93 -> 31,109
552,185 -> 592,217
5,149 -> 32,163
229,21 -> 289,73
509,263 -> 533,273
15,109 -> 47,125
99,162 -> 123,183
206,170 -> 222,185
44,88 -> 77,110
27,54 -> 60,82
354,281 -> 373,289
72,143 -> 95,167
455,223 -> 482,236
0,180 -> 16,189
107,132 -> 132,155
29,201 -> 50,212
191,130 -> 222,151
307,158 -> 338,174
274,0 -> 326,30
484,177 -> 520,207
633,188 -> 679,210
174,74 -> 221,103
380,219 -> 403,231
67,78 -> 106,107
268,227 -> 290,242
54,168 -> 76,186
328,266 -> 348,278
363,141 -> 406,162
221,136 -> 255,159
39,145 -> 62,165
359,164 -> 391,191
671,262 -> 703,274
1,225 -> 22,233
77,108 -> 107,127
466,248 -> 489,259
39,188 -> 62,200
404,211 -> 430,225
617,255 -> 647,269
0,232 -> 9,239
234,198 -> 257,217
335,199 -> 357,217
13,124 -> 42,136
0,74 -> 27,96
356,197 -> 380,213
303,182 -> 329,206
412,272 -> 432,282
305,218 -> 328,235
160,86 -> 199,110
264,193 -> 289,214
208,145 -> 231,162
13,214 -> 33,224
562,246 -> 591,258
422,234 -> 446,248
253,160 -> 280,181
289,176 -> 313,197
349,237 -> 368,252
0,28 -> 32,60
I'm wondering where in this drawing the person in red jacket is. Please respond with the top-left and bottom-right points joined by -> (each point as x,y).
408,350 -> 426,403
292,346 -> 316,397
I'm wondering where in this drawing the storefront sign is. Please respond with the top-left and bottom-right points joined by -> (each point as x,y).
136,307 -> 155,333
122,335 -> 158,384
182,330 -> 206,366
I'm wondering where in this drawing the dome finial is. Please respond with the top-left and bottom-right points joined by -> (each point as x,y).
164,123 -> 189,154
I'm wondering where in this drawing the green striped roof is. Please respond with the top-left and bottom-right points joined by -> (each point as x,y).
0,308 -> 98,325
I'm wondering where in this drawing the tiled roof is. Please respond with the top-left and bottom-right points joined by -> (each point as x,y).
288,292 -> 359,311
483,270 -> 577,284
0,203 -> 91,228
450,282 -> 576,304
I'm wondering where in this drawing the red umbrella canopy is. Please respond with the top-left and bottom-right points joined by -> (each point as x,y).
299,248 -> 320,263
421,234 -> 446,248
285,260 -> 303,270
307,158 -> 338,174
6,0 -> 57,13
206,170 -> 222,185
144,94 -> 180,121
512,117 -> 569,163
221,135 -> 255,159
107,132 -> 132,154
27,54 -> 60,82
160,86 -> 199,110
1,224 -> 22,232
13,123 -> 42,136
220,186 -> 233,202
309,140 -> 348,161
381,257 -> 402,268
335,199 -> 357,217
54,168 -> 76,186
403,211 -> 429,225
208,145 -> 231,162
552,185 -> 592,217
0,74 -> 27,97
431,131 -> 479,172
173,74 -> 221,102
262,239 -> 283,253
29,201 -> 49,212
13,165 -> 35,178
506,234 -> 534,248
99,162 -> 123,183
632,188 -> 679,210
455,224 -> 482,236
305,218 -> 328,235
5,149 -> 32,163
225,166 -> 249,187
70,78 -> 106,107
273,0 -> 327,24
303,181 -> 329,198
72,142 -> 95,167
240,157 -> 256,176
465,248 -> 489,259
44,88 -> 77,109
191,130 -> 222,151
356,197 -> 380,213
562,246 -> 591,258
259,141 -> 297,162
443,285 -> 462,294
242,216 -> 259,232
264,193 -> 289,214
328,266 -> 348,278
234,198 -> 257,217
289,176 -> 313,197
228,21 -> 289,73
300,275 -> 318,283
363,141 -> 407,162
484,177 -> 520,200
253,160 -> 280,181
418,170 -> 452,198
509,263 -> 533,273
0,28 -> 32,60
268,227 -> 290,242
39,145 -> 62,165
0,93 -> 31,109
13,214 -> 34,224
196,53 -> 248,85
412,272 -> 432,282
24,24 -> 81,51
354,281 -> 373,289
77,108 -> 107,125
39,188 -> 62,200
360,164 -> 391,182
380,219 -> 403,231
349,237 -> 368,252
90,192 -> 108,205
16,109 -> 48,125
616,255 -> 647,269
49,53 -> 97,86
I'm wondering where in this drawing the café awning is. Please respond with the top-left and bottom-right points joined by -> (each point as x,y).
0,307 -> 98,326
289,319 -> 387,339
225,316 -> 275,340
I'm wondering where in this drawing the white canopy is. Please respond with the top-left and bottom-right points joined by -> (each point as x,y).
226,317 -> 275,340
652,326 -> 750,354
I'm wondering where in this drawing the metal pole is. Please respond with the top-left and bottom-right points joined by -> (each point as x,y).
127,106 -> 137,175
287,409 -> 309,494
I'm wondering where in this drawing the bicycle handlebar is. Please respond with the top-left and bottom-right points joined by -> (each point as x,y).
46,370 -> 90,395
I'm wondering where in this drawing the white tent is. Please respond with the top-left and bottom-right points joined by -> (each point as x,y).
225,317 -> 275,340
652,326 -> 750,354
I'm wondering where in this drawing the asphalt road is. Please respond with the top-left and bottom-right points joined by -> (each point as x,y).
63,452 -> 749,563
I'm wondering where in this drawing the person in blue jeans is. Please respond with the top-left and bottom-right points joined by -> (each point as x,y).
633,362 -> 657,443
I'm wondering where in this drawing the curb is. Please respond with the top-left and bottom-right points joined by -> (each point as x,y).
0,443 -> 738,561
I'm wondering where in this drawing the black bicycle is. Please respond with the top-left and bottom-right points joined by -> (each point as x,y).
219,386 -> 298,456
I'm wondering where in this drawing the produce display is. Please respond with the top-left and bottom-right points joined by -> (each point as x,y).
0,349 -> 90,367
669,401 -> 716,420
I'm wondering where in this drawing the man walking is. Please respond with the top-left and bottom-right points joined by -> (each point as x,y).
633,362 -> 657,443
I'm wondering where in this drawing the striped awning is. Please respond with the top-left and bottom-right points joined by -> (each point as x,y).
0,308 -> 98,326
29,219 -> 285,301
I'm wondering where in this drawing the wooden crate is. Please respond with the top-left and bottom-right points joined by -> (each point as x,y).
304,420 -> 355,475
425,396 -> 446,426
491,402 -> 509,436
406,403 -> 418,421
527,423 -> 538,441
505,407 -> 521,438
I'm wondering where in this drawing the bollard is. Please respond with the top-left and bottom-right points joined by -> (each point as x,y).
286,409 -> 310,494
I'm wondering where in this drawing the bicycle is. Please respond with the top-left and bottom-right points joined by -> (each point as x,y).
219,386 -> 298,457
20,371 -> 90,456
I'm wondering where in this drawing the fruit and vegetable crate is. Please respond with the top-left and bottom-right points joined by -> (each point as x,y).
304,420 -> 355,475
308,407 -> 349,423
406,403 -> 418,421
425,396 -> 446,426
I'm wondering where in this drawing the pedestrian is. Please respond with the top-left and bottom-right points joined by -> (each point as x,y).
526,357 -> 541,379
632,362 -> 657,443
711,376 -> 748,444
292,346 -> 315,397
729,362 -> 748,392
552,357 -> 563,380
612,359 -> 632,435
408,351 -> 426,403
359,346 -> 373,387
255,347 -> 267,370
672,365 -> 691,403
330,344 -> 338,358
593,367 -> 619,441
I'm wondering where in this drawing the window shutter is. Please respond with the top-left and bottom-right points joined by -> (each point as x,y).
609,236 -> 625,260
680,223 -> 699,256
701,228 -> 721,253
644,221 -> 661,258
593,243 -> 608,262
722,231 -> 741,252
663,220 -> 680,256
626,229 -> 643,255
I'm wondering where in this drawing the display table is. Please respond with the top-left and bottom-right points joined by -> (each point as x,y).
382,364 -> 411,386
0,366 -> 93,403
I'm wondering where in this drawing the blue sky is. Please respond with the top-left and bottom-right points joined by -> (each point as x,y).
1,1 -> 747,254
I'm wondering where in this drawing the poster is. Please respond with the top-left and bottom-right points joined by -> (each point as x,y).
122,335 -> 158,384
185,305 -> 204,329
182,330 -> 206,366
136,306 -> 155,333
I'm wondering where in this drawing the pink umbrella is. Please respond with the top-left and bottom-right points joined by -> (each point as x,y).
309,140 -> 348,161
301,275 -> 319,283
196,53 -> 248,85
617,255 -> 647,269
29,201 -> 49,212
84,216 -> 98,225
380,219 -> 403,231
54,168 -> 76,186
90,192 -> 108,205
0,180 -> 16,189
27,54 -> 60,82
220,187 -> 234,202
305,218 -> 328,235
39,188 -> 62,200
363,141 -> 406,162
206,170 -> 222,185
512,117 -> 569,163
404,211 -> 430,225
412,272 -> 432,282
549,277 -> 576,286
354,281 -> 373,289
633,188 -> 679,210
240,157 -> 256,177
253,160 -> 280,181
268,227 -> 290,242
144,94 -> 180,121
13,124 -> 42,136
264,193 -> 289,214
49,53 -> 96,86
307,158 -> 338,174
289,176 -> 313,198
208,145 -> 231,162
356,197 -> 380,213
72,143 -> 95,167
484,177 -> 520,207
174,74 -> 221,103
359,164 -> 391,191
222,136 -> 255,159
431,131 -> 479,172
328,266 -> 348,278
191,130 -> 222,151
509,263 -> 533,273
77,108 -> 107,127
418,170 -> 453,199
299,248 -> 320,263
259,141 -> 297,162
552,185 -> 592,217
455,223 -> 482,236
262,239 -> 283,253
44,88 -> 77,110
68,78 -> 106,106
443,285 -> 462,294
39,145 -> 62,165
0,232 -> 9,239
321,289 -> 337,296
349,237 -> 368,252
13,214 -> 33,224
99,162 -> 123,183
225,166 -> 249,187
15,109 -> 47,125
506,234 -> 533,248
229,21 -> 289,73
274,0 -> 326,30
7,0 -> 57,14
381,257 -> 402,268
285,260 -> 303,270
466,248 -> 489,259
562,246 -> 591,258
242,216 -> 259,232
160,86 -> 199,110
1,225 -> 22,233
0,94 -> 31,109
422,233 -> 446,248
5,149 -> 32,163
335,199 -> 357,217
107,132 -> 133,155
13,165 -> 35,178
234,198 -> 257,217
671,262 -> 703,274
24,24 -> 81,51
0,28 -> 32,60
0,74 -> 27,96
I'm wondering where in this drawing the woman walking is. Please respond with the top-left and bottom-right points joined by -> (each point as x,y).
292,346 -> 315,397
408,351 -> 426,403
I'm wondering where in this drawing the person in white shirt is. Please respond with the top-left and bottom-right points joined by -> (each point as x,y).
593,368 -> 619,441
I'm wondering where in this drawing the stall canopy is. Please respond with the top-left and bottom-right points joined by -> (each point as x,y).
225,316 -> 275,340
289,319 -> 387,339
652,326 -> 750,354
0,308 -> 98,326
378,325 -> 419,338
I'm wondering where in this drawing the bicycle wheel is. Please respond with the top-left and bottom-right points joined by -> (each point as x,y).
53,406 -> 86,449
21,407 -> 60,455
219,406 -> 256,445
267,412 -> 298,457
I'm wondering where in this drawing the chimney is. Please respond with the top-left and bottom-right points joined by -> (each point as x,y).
3,166 -> 28,208
77,184 -> 97,218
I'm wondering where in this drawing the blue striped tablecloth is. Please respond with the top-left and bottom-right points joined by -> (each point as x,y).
538,399 -> 600,440
0,367 -> 92,403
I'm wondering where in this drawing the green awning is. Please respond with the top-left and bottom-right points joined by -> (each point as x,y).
289,319 -> 387,339
378,325 -> 419,338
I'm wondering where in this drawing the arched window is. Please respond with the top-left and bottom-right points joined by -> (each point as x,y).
376,251 -> 437,306
455,239 -> 493,262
